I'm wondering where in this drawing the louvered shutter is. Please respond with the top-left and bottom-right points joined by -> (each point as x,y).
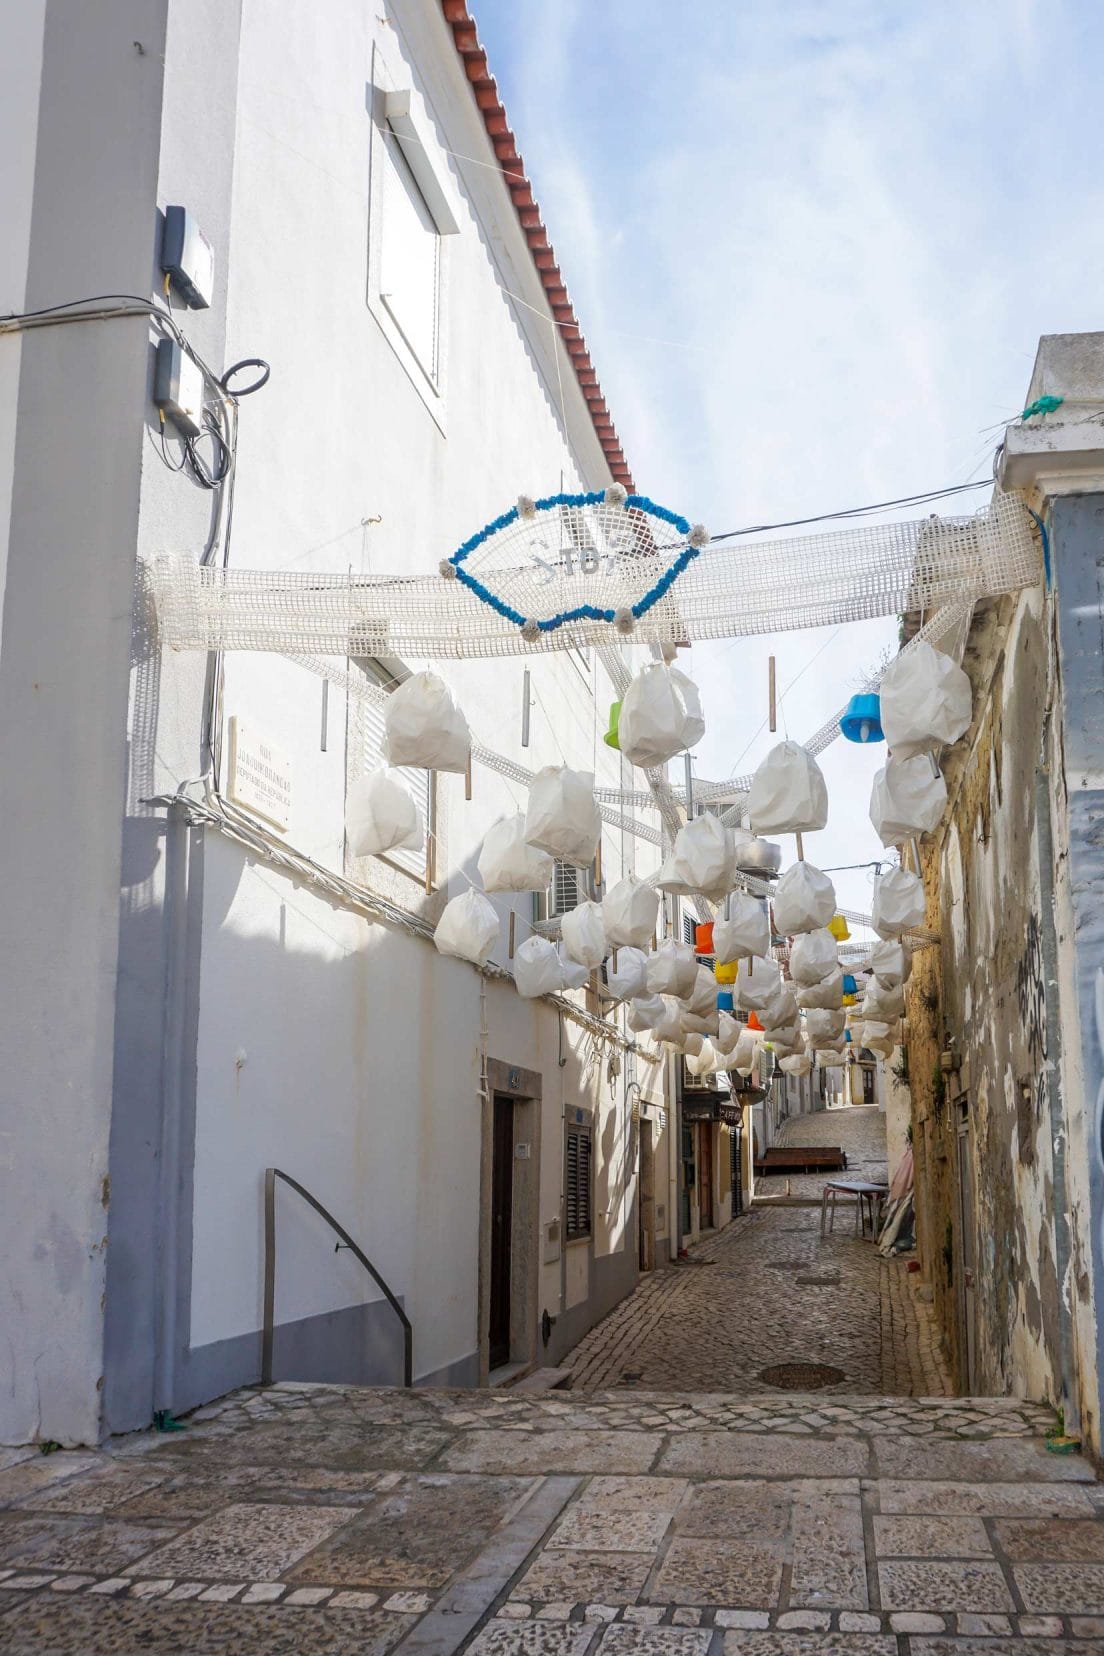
565,1127 -> 592,1240
549,861 -> 582,918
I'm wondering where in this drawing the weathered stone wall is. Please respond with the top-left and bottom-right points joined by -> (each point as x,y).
907,585 -> 1066,1406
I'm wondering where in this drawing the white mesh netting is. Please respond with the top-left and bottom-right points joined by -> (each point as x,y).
150,492 -> 1038,661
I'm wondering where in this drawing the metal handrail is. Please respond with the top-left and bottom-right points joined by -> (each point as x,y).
261,1167 -> 413,1388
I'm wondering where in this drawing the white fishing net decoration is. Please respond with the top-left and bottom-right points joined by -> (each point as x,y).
151,492 -> 1039,659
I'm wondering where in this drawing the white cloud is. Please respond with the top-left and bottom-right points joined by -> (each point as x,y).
472,0 -> 1103,917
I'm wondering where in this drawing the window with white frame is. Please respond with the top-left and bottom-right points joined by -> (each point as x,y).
347,661 -> 435,886
379,131 -> 441,383
368,73 -> 460,416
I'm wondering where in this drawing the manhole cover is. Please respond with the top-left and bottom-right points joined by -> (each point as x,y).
757,1362 -> 846,1390
796,1273 -> 840,1287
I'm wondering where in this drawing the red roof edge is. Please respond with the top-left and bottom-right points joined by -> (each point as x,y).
441,1 -> 634,489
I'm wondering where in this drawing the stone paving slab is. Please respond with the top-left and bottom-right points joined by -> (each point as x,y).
0,1593 -> 417,1651
3,1381 -> 1098,1651
0,1110 -> 1095,1652
563,1105 -> 951,1400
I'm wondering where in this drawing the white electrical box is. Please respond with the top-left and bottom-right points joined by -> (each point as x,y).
161,205 -> 214,309
153,339 -> 204,438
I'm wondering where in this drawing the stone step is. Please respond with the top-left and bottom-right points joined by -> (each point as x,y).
511,1367 -> 574,1393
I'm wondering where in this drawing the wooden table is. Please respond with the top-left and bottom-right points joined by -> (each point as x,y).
820,1179 -> 890,1238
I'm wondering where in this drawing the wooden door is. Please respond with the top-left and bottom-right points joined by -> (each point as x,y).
699,1124 -> 714,1229
490,1096 -> 513,1370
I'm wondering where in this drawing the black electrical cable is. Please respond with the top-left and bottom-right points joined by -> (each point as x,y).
221,357 -> 270,397
183,408 -> 233,490
707,478 -> 993,543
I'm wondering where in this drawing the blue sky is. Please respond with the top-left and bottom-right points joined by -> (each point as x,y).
472,0 -> 1104,919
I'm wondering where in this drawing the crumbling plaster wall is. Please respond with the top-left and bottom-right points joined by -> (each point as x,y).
909,585 -> 1064,1403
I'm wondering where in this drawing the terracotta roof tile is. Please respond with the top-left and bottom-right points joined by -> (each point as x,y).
441,1 -> 632,486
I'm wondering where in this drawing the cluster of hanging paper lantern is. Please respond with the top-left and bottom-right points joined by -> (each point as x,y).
379,633 -> 975,1086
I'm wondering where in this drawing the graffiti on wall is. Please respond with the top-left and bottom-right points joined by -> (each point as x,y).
1017,911 -> 1047,1064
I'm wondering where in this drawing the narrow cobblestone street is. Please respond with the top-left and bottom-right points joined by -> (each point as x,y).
565,1106 -> 950,1398
2,1104 -> 1098,1652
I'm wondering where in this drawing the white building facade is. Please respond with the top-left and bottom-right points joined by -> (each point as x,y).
0,0 -> 680,1446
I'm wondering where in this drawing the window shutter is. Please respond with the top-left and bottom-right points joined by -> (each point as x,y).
550,861 -> 582,917
565,1126 -> 592,1240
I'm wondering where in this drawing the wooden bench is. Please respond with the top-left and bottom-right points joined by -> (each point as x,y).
753,1146 -> 848,1176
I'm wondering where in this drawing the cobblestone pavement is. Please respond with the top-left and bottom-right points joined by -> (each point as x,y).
565,1106 -> 950,1398
0,1381 -> 1091,1653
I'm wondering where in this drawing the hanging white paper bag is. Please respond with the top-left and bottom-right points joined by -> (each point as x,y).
863,1019 -> 896,1057
714,1011 -> 741,1055
384,671 -> 470,773
806,1008 -> 846,1044
617,663 -> 706,768
606,946 -> 648,1000
656,814 -> 735,900
879,640 -> 973,758
735,956 -> 782,1012
863,980 -> 905,1021
681,1008 -> 720,1036
686,1038 -> 716,1077
712,894 -> 770,963
779,1052 -> 812,1076
796,968 -> 844,1011
627,994 -> 666,1032
434,889 -> 499,965
872,867 -> 926,938
869,754 -> 948,847
513,935 -> 564,999
602,875 -> 660,949
773,863 -> 837,935
731,1028 -> 759,1075
347,766 -> 423,859
561,900 -> 607,970
788,928 -> 838,986
747,740 -> 829,836
685,965 -> 719,1019
645,940 -> 698,998
868,939 -> 912,988
478,814 -> 554,893
556,943 -> 590,990
524,767 -> 602,866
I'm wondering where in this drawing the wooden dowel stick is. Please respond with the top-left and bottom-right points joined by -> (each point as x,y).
464,752 -> 472,801
795,831 -> 805,862
768,656 -> 777,733
594,842 -> 602,889
508,911 -> 516,959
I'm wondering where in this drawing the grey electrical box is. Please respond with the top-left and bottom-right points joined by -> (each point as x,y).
161,205 -> 214,309
154,338 -> 204,438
